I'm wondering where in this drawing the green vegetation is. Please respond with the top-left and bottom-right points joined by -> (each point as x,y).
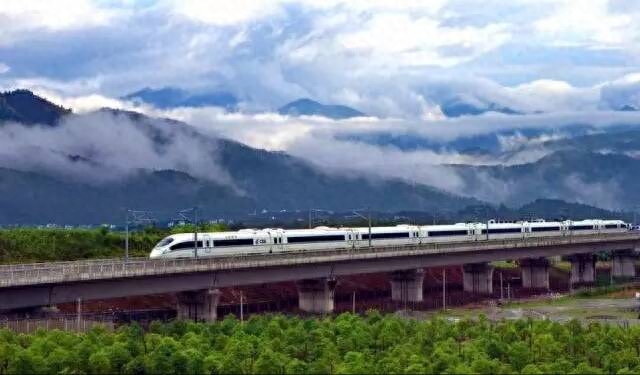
490,260 -> 518,269
2,313 -> 640,374
0,224 -> 228,264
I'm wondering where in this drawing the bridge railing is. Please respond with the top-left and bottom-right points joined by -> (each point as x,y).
0,233 -> 638,288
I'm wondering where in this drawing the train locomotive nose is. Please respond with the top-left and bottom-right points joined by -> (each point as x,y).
149,247 -> 164,259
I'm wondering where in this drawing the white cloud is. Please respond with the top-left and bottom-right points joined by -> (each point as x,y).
168,0 -> 282,25
335,13 -> 511,68
505,79 -> 600,112
599,72 -> 640,109
2,0 -> 640,120
0,112 -> 235,188
0,63 -> 9,74
0,0 -> 123,45
534,0 -> 634,47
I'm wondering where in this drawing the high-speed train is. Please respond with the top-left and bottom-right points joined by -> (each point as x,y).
149,219 -> 629,259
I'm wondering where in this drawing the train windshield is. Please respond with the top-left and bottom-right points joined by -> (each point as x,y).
155,237 -> 174,248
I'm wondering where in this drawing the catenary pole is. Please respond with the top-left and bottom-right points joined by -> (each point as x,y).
194,207 -> 199,259
124,210 -> 129,262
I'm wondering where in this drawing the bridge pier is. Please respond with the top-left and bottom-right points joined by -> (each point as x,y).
612,249 -> 638,280
176,289 -> 221,321
390,269 -> 424,302
565,254 -> 596,287
462,263 -> 494,294
297,278 -> 336,314
520,258 -> 550,290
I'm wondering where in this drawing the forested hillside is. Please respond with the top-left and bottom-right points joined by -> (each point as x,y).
0,225 -> 226,264
1,313 -> 639,374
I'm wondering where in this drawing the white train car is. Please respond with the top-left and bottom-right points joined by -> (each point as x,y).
421,223 -> 473,243
594,219 -> 628,233
279,226 -> 356,252
526,220 -> 565,238
149,218 -> 630,259
151,229 -> 270,258
473,221 -> 525,240
353,225 -> 420,248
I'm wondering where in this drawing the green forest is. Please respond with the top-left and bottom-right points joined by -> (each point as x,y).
1,312 -> 640,374
0,225 -> 227,264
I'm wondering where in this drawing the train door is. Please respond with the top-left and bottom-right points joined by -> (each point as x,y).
411,227 -> 420,245
200,234 -> 212,256
473,223 -> 483,241
264,230 -> 275,253
346,229 -> 357,249
272,229 -> 285,253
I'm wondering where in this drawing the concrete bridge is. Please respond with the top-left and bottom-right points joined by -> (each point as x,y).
1,233 -> 639,320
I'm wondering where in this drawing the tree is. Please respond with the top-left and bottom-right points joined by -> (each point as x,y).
144,337 -> 179,375
220,336 -> 254,374
571,362 -> 604,375
285,358 -> 306,375
253,349 -> 285,374
46,347 -> 73,374
105,342 -> 132,374
8,349 -> 47,375
521,364 -> 543,374
336,352 -> 373,374
88,350 -> 112,375
506,341 -> 530,372
0,342 -> 16,375
183,348 -> 205,375
123,357 -> 145,375
203,353 -> 224,375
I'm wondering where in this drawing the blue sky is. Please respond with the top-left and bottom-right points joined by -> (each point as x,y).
3,0 -> 640,118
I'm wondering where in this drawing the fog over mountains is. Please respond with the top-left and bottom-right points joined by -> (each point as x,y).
0,90 -> 477,224
1,88 -> 639,224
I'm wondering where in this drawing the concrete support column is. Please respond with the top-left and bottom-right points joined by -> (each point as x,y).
176,289 -> 221,321
612,249 -> 638,280
390,269 -> 424,302
520,258 -> 550,290
297,278 -> 336,314
462,263 -> 494,295
566,254 -> 596,287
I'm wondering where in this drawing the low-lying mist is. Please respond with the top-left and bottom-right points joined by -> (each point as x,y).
8,90 -> 640,211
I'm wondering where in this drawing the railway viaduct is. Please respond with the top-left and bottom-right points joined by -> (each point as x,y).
1,233 -> 639,321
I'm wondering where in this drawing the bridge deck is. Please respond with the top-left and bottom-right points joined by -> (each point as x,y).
1,233 -> 638,288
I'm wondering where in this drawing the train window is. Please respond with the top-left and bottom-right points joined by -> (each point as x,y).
485,228 -> 521,234
531,226 -> 560,232
170,241 -> 203,251
155,237 -> 174,247
569,225 -> 594,231
288,235 -> 345,243
213,238 -> 254,247
428,230 -> 467,237
604,224 -> 618,229
362,232 -> 409,240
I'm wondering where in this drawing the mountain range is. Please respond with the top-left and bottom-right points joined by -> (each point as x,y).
0,90 -> 471,224
122,87 -> 238,110
277,98 -> 366,119
0,89 -> 636,224
439,97 -> 521,117
0,89 -> 70,125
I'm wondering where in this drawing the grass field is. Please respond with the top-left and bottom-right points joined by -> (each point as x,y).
423,284 -> 640,324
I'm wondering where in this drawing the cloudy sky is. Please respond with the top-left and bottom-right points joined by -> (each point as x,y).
4,0 -> 640,209
3,0 -> 640,118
